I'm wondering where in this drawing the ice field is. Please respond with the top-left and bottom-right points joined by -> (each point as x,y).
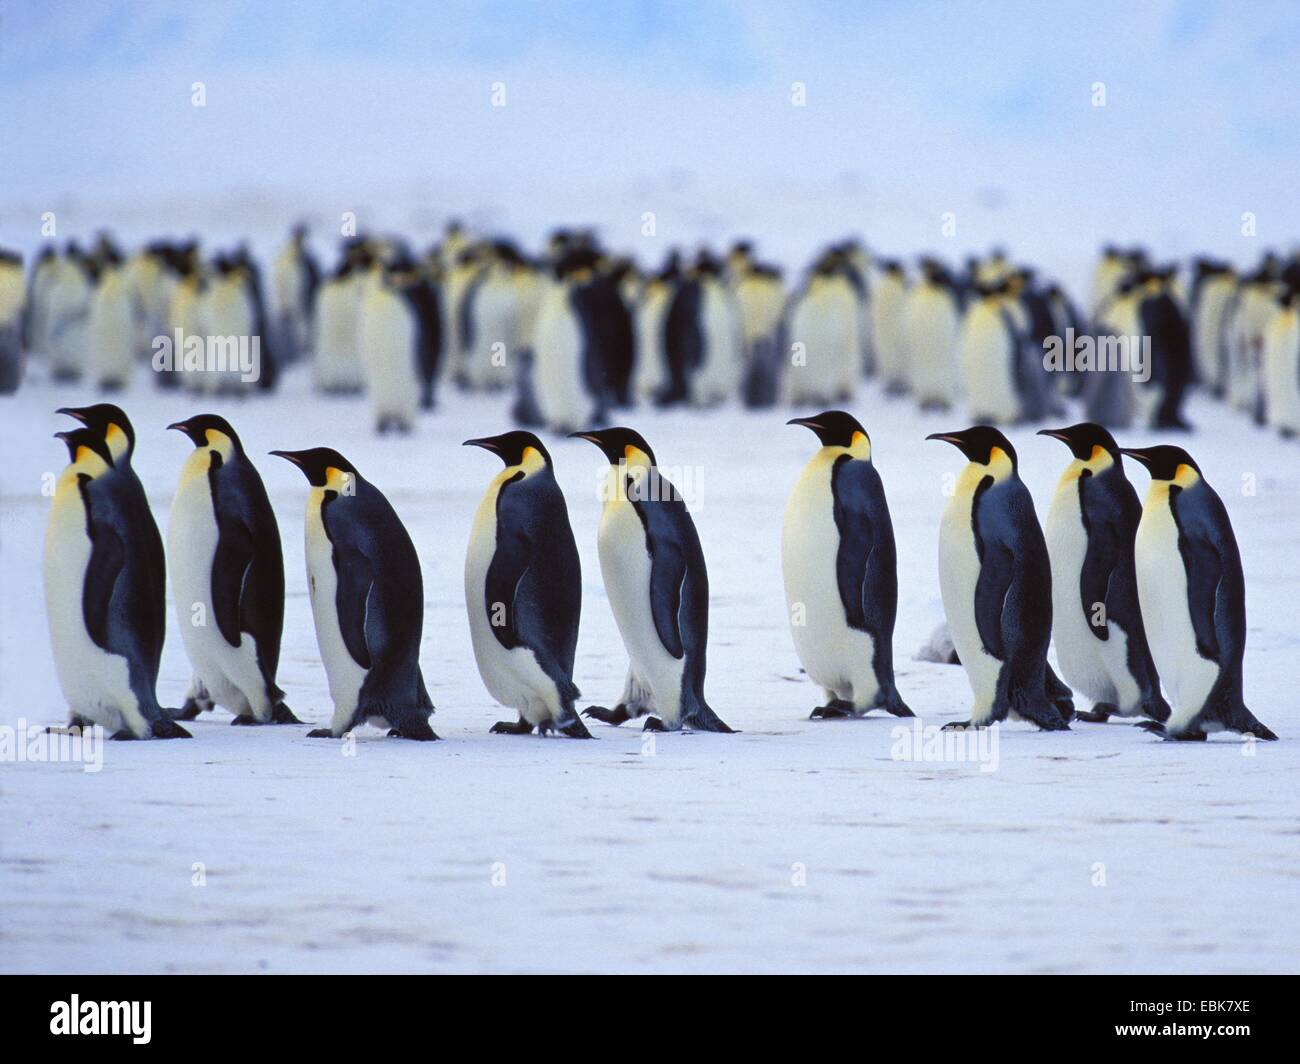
1,367 -> 1298,973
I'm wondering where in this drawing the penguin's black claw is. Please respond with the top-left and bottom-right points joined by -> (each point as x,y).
271,703 -> 303,724
172,703 -> 202,721
558,718 -> 594,739
149,719 -> 192,739
1076,703 -> 1116,724
942,720 -> 979,732
642,717 -> 668,732
306,728 -> 336,739
490,719 -> 534,735
111,729 -> 138,741
583,704 -> 631,726
389,722 -> 439,741
230,714 -> 258,726
810,704 -> 854,720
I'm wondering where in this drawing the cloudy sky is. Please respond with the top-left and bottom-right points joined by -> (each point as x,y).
2,0 -> 1298,282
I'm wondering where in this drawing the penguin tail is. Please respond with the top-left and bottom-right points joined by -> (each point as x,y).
682,699 -> 736,734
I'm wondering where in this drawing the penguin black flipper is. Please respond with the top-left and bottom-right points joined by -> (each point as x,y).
972,539 -> 1011,662
1175,511 -> 1223,663
330,539 -> 375,671
1077,472 -> 1124,641
487,471 -> 583,704
210,511 -> 254,649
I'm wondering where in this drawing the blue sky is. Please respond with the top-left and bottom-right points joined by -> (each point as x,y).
2,1 -> 1298,279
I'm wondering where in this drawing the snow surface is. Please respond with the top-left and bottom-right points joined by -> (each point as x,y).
2,367 -> 1298,974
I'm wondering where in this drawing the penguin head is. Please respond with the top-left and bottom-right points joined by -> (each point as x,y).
569,427 -> 657,469
168,413 -> 243,455
54,427 -> 114,472
1119,445 -> 1202,486
270,448 -> 359,492
57,404 -> 135,464
788,411 -> 871,459
463,431 -> 552,472
926,426 -> 1017,476
1037,422 -> 1120,468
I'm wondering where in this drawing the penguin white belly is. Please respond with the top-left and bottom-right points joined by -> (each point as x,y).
872,281 -> 907,389
305,505 -> 368,733
43,491 -> 143,735
199,284 -> 255,394
693,284 -> 740,404
1044,485 -> 1115,704
938,492 -> 1000,721
314,281 -> 363,391
788,285 -> 856,403
907,288 -> 958,406
598,500 -> 686,724
633,291 -> 668,400
464,494 -> 563,725
360,288 -> 418,428
1263,312 -> 1300,433
48,270 -> 91,377
89,272 -> 135,386
959,305 -> 1020,423
533,288 -> 590,432
469,280 -> 516,390
782,460 -> 880,705
168,471 -> 271,719
1134,503 -> 1219,730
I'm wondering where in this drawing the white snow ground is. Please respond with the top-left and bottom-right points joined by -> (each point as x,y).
1,366 -> 1298,974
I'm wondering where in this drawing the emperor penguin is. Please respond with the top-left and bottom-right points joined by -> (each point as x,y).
358,257 -> 421,434
46,245 -> 95,381
44,428 -> 189,739
89,247 -> 135,391
23,244 -> 58,358
571,428 -> 734,733
1121,445 -> 1276,741
905,258 -> 960,411
532,252 -> 598,433
927,427 -> 1072,731
463,243 -> 523,392
957,281 -> 1021,424
632,254 -> 678,404
1225,266 -> 1278,415
271,225 -> 319,365
783,411 -> 912,719
0,249 -> 24,393
786,250 -> 859,405
1190,261 -> 1236,396
463,431 -> 591,738
197,255 -> 257,394
688,252 -> 743,406
1262,285 -> 1300,437
1089,245 -> 1129,319
1038,423 -> 1170,724
167,415 -> 300,726
732,261 -> 786,407
871,261 -> 909,395
271,448 -> 437,740
1138,268 -> 1193,430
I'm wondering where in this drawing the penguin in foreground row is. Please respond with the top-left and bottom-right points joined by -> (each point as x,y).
44,428 -> 189,739
463,430 -> 591,738
1121,445 -> 1276,741
167,414 -> 300,726
272,448 -> 437,740
927,426 -> 1073,731
571,428 -> 734,733
1039,423 -> 1169,724
783,411 -> 912,719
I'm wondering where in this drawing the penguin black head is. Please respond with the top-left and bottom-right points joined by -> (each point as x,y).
54,427 -> 114,468
1118,445 -> 1201,483
1037,422 -> 1120,463
788,411 -> 869,452
270,447 -> 358,488
569,427 -> 657,467
926,426 -> 1017,468
168,414 -> 244,452
463,431 -> 552,468
57,403 -> 136,461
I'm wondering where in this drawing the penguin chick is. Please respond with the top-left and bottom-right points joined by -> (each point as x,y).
783,411 -> 912,720
271,448 -> 437,740
1121,445 -> 1276,741
463,431 -> 591,738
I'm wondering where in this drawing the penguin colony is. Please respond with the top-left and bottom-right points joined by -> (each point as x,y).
15,225 -> 1292,743
40,401 -> 1275,744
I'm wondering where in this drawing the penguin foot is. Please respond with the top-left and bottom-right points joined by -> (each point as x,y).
149,719 -> 193,739
941,720 -> 981,732
230,714 -> 258,726
810,702 -> 855,720
1075,703 -> 1117,724
1140,696 -> 1172,724
557,718 -> 594,739
387,722 -> 439,741
306,728 -> 337,739
642,717 -> 668,732
491,719 -> 535,735
583,704 -> 632,726
271,702 -> 303,724
1138,721 -> 1207,741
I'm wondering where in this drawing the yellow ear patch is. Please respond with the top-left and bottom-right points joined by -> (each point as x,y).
1173,463 -> 1200,488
